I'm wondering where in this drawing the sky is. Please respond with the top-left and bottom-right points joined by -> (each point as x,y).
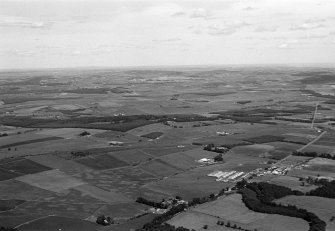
0,0 -> 335,69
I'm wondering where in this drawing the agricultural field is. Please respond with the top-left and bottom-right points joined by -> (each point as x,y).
0,67 -> 335,231
168,194 -> 308,231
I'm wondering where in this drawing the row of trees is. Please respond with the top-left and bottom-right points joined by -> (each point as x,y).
136,197 -> 169,209
307,180 -> 335,199
292,151 -> 335,160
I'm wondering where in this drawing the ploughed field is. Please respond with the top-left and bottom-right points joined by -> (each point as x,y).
0,67 -> 335,230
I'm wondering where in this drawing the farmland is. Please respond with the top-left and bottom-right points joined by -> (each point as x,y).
0,67 -> 335,231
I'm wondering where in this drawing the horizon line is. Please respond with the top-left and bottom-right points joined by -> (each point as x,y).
1,62 -> 335,73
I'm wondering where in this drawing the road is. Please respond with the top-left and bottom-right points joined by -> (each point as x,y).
274,130 -> 327,166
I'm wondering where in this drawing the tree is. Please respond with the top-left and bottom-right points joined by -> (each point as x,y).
214,154 -> 223,162
203,225 -> 208,229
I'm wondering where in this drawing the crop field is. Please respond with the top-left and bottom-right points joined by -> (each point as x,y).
0,199 -> 25,211
75,154 -> 129,170
0,158 -> 51,175
14,200 -> 101,219
18,216 -> 101,231
108,149 -> 152,165
140,145 -> 196,157
16,169 -> 85,193
1,68 -> 335,231
127,122 -> 172,136
26,154 -> 92,175
73,166 -> 156,199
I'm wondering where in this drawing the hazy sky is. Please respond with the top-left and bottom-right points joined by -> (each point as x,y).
0,0 -> 335,69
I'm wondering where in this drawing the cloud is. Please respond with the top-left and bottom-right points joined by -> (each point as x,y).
208,21 -> 249,36
298,34 -> 328,39
278,39 -> 300,49
190,8 -> 210,19
171,11 -> 186,17
243,6 -> 255,11
0,49 -> 35,56
254,27 -> 277,32
290,19 -> 325,31
0,16 -> 52,29
152,38 -> 182,43
278,43 -> 288,49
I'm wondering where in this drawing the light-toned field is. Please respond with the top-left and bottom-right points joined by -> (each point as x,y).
305,157 -> 335,173
73,184 -> 131,204
193,194 -> 267,224
16,169 -> 85,193
139,159 -> 182,177
127,122 -> 172,136
277,196 -> 335,231
36,128 -> 106,139
158,151 -> 200,170
169,194 -> 308,231
269,175 -> 317,192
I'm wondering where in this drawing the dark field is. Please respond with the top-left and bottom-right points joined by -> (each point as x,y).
0,159 -> 51,175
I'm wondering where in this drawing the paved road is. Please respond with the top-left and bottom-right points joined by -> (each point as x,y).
274,130 -> 327,166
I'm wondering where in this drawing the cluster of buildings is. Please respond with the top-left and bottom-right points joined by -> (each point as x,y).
208,171 -> 250,182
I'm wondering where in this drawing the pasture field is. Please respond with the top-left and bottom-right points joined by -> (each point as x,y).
140,131 -> 164,139
305,157 -> 335,173
139,159 -> 182,177
108,149 -> 152,165
268,175 -> 317,192
73,184 -> 131,204
16,169 -> 85,193
99,213 -> 158,231
277,196 -> 335,231
75,154 -> 129,170
230,144 -> 274,158
36,128 -> 106,138
302,144 -> 335,155
313,131 -> 335,147
169,194 -> 308,231
18,216 -> 101,231
91,202 -> 150,221
193,194 -> 267,224
140,167 -> 233,201
158,151 -> 200,170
